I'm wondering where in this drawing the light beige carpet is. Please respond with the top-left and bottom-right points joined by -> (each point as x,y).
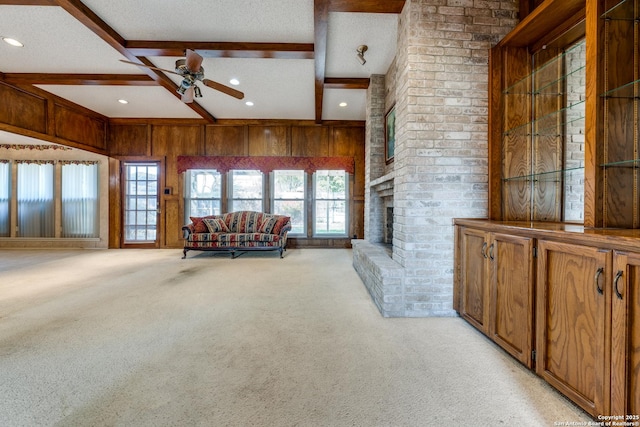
0,248 -> 590,426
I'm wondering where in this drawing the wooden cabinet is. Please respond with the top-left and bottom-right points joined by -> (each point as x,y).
459,227 -> 490,332
535,239 -> 611,417
456,225 -> 535,367
454,220 -> 640,417
489,232 -> 535,367
611,251 -> 640,417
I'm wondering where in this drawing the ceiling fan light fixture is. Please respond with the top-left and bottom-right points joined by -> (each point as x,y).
193,85 -> 202,98
356,45 -> 368,65
2,37 -> 24,47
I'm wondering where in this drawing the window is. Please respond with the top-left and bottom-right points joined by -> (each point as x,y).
17,161 -> 54,237
61,162 -> 98,238
314,170 -> 348,236
0,161 -> 9,237
229,169 -> 263,212
185,169 -> 221,218
272,170 -> 305,235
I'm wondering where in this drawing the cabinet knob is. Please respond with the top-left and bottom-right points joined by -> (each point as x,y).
594,267 -> 604,295
481,242 -> 488,259
489,243 -> 495,261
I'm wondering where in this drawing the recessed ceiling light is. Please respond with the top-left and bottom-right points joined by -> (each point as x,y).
2,37 -> 24,47
245,101 -> 254,106
339,102 -> 348,107
230,78 -> 240,86
118,99 -> 128,104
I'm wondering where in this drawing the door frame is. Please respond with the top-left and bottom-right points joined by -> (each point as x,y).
116,157 -> 165,249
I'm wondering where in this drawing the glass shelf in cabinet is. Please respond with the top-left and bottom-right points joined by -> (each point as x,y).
535,65 -> 586,96
601,0 -> 638,21
503,99 -> 586,137
502,166 -> 585,183
503,40 -> 586,96
601,159 -> 640,168
601,78 -> 640,99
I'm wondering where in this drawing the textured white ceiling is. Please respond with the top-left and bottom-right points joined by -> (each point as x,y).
0,2 -> 398,122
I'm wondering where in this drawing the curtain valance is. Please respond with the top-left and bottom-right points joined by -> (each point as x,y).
177,156 -> 355,174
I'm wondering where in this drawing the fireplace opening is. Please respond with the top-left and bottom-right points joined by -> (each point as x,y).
384,207 -> 393,245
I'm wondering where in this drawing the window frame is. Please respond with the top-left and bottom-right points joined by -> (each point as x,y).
271,169 -> 307,237
312,170 -> 349,238
184,169 -> 222,219
228,169 -> 264,213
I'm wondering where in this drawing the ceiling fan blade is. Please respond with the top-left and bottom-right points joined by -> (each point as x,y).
185,49 -> 203,73
119,59 -> 182,76
181,86 -> 195,103
202,79 -> 245,100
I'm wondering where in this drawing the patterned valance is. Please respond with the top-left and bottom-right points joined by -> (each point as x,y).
177,156 -> 355,174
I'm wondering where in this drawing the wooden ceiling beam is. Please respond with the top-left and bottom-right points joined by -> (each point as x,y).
54,0 -> 217,123
126,41 -> 314,60
0,1 -> 56,5
314,0 -> 329,124
328,0 -> 405,13
3,73 -> 156,85
324,77 -> 369,89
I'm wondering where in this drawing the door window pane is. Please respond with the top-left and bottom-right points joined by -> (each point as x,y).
124,163 -> 158,242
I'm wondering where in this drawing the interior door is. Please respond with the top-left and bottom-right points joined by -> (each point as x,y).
122,162 -> 160,248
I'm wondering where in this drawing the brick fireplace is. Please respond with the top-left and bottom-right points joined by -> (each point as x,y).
352,0 -> 518,317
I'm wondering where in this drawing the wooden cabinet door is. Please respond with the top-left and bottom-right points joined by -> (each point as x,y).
536,240 -> 611,417
460,228 -> 490,333
489,233 -> 535,367
611,251 -> 640,417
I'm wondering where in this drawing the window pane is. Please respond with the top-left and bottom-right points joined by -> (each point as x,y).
0,162 -> 9,237
273,170 -> 304,199
314,170 -> 347,236
233,199 -> 262,212
274,200 -> 304,234
17,162 -> 54,237
315,200 -> 346,234
231,170 -> 263,198
62,163 -> 98,238
230,170 -> 263,212
315,170 -> 346,199
185,170 -> 222,219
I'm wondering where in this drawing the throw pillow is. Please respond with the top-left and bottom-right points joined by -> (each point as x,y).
271,216 -> 291,235
203,218 -> 230,233
259,216 -> 279,234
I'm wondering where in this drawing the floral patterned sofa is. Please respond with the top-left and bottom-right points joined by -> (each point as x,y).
181,211 -> 291,259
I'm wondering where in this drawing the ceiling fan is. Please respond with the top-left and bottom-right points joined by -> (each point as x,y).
120,49 -> 244,103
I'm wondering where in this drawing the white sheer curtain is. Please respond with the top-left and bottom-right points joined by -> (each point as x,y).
0,161 -> 9,237
17,161 -> 54,237
62,162 -> 98,238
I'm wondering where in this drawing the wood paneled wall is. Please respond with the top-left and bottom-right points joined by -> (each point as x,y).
108,120 -> 365,249
0,80 -> 365,250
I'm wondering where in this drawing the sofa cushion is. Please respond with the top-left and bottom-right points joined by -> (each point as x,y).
224,211 -> 263,233
203,217 -> 230,233
271,216 -> 291,235
258,216 -> 279,234
190,215 -> 221,233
